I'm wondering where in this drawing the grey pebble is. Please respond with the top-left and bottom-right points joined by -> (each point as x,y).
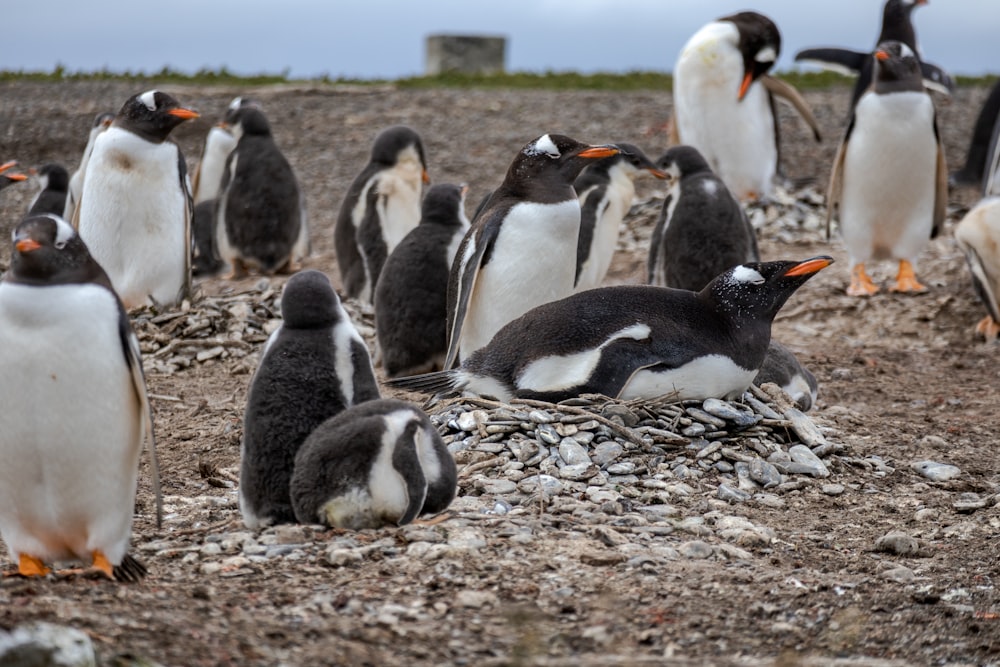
788,444 -> 830,478
822,484 -> 845,496
911,460 -> 961,482
717,484 -> 751,503
558,438 -> 592,466
678,541 -> 715,559
874,531 -> 921,556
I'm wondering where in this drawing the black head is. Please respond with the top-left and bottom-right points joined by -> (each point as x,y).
33,163 -> 70,192
0,160 -> 27,191
656,145 -> 713,181
703,257 -> 833,322
6,214 -> 114,289
719,11 -> 781,100
227,107 -> 272,139
505,133 -> 620,195
604,143 -> 667,179
114,90 -> 199,143
880,0 -> 923,47
221,96 -> 263,125
872,40 -> 924,91
420,183 -> 469,227
279,270 -> 342,329
370,125 -> 429,176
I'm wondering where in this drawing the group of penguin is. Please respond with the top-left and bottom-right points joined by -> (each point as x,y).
1,0 -> 999,582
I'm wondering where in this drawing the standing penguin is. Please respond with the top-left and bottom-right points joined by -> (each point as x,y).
648,145 -> 759,291
826,41 -> 947,296
0,214 -> 161,581
374,183 -> 471,378
335,125 -> 430,303
64,111 -> 113,222
954,197 -> 1000,339
239,270 -> 380,529
27,164 -> 70,216
391,257 -> 832,404
290,398 -> 457,530
573,143 -> 666,292
0,160 -> 27,192
76,90 -> 198,309
445,134 -> 619,368
216,106 -> 308,277
672,11 -> 821,202
795,0 -> 954,110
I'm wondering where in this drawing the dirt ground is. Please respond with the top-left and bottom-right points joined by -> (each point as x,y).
0,79 -> 999,666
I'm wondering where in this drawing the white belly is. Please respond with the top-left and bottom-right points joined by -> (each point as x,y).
79,127 -> 189,307
618,354 -> 758,402
839,92 -> 937,264
576,175 -> 634,291
194,127 -> 236,204
0,283 -> 142,564
460,199 -> 580,360
376,161 -> 423,253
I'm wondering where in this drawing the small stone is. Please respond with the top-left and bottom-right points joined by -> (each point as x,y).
536,423 -> 561,444
882,566 -> 916,583
911,460 -> 961,482
953,493 -> 989,514
447,527 -> 488,550
457,410 -> 486,432
273,525 -> 309,544
580,550 -> 628,566
821,484 -> 845,496
748,458 -> 782,489
606,461 -> 635,475
327,548 -> 364,567
678,541 -> 715,559
0,623 -> 97,667
592,441 -> 624,466
685,407 -> 726,429
592,525 -> 630,547
785,408 -> 827,447
528,410 -> 554,424
559,463 -> 600,481
558,438 -> 592,466
788,444 -> 830,477
682,423 -> 707,437
518,474 -> 563,496
874,531 -> 921,556
455,590 -> 498,609
475,478 -> 518,495
717,484 -> 751,503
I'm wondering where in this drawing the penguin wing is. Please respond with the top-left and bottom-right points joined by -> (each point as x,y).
920,61 -> 955,97
391,423 -> 428,526
826,118 -> 855,241
177,147 -> 193,300
793,47 -> 868,77
443,220 -> 495,369
932,118 -> 947,239
117,306 -> 163,528
987,118 -> 1000,198
350,337 -> 382,404
760,75 -> 823,143
956,232 -> 1000,325
574,185 -> 605,287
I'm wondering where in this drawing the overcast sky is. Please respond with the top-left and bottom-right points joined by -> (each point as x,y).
1,1 -> 996,79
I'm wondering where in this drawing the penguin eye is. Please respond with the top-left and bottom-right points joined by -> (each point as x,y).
54,240 -> 66,250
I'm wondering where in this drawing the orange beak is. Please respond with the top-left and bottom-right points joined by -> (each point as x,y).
0,160 -> 18,174
647,167 -> 668,179
875,50 -> 889,61
168,107 -> 200,121
784,256 -> 834,277
4,172 -> 27,182
577,145 -> 620,160
16,238 -> 42,253
738,71 -> 754,101
422,169 -> 431,184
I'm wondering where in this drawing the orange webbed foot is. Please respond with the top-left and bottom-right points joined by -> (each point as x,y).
17,553 -> 51,577
847,264 -> 879,297
974,315 -> 1000,340
889,260 -> 928,294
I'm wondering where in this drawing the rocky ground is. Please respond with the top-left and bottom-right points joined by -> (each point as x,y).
0,79 -> 999,666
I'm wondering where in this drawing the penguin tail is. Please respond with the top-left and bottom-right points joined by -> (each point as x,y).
384,369 -> 461,396
112,554 -> 149,582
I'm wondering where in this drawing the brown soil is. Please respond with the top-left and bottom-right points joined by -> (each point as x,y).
0,80 -> 999,667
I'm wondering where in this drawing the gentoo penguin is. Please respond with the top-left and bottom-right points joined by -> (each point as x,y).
0,160 -> 27,191
573,143 -> 666,291
64,111 -> 113,222
216,106 -> 308,277
954,197 -> 1000,339
191,199 -> 224,277
192,97 -> 259,205
0,214 -> 161,581
672,11 -> 821,202
290,399 -> 457,530
239,270 -> 380,529
335,125 -> 430,303
951,81 -> 1000,193
826,41 -> 946,297
795,0 -> 954,109
27,164 -> 70,216
374,183 -> 471,378
647,145 -> 759,292
445,134 -> 619,368
754,340 -> 819,411
389,257 -> 832,404
76,90 -> 198,308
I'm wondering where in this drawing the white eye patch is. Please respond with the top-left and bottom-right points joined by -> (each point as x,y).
524,134 -> 561,159
732,265 -> 765,284
228,96 -> 243,110
897,43 -> 915,59
754,46 -> 776,64
51,215 -> 76,247
139,90 -> 158,110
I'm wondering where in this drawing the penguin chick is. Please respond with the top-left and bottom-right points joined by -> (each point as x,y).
27,163 -> 70,216
390,257 -> 832,404
335,125 -> 430,303
290,399 -> 457,530
648,145 -> 759,292
573,143 -> 666,292
826,41 -> 946,297
0,214 -> 161,581
954,197 -> 1000,339
216,106 -> 308,277
374,183 -> 471,378
239,270 -> 380,529
754,340 -> 819,411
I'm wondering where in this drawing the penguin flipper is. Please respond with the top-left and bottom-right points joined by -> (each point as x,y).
987,118 -> 1000,198
444,219 -> 497,369
932,120 -> 948,239
391,428 -> 428,527
793,48 -> 867,77
178,147 -> 193,300
920,61 -> 955,97
826,126 -> 851,241
122,322 -> 163,529
760,75 -> 823,143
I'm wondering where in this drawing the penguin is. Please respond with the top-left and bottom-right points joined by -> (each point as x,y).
239,269 -> 380,529
191,199 -> 224,277
335,125 -> 430,303
672,11 -> 821,202
0,214 -> 161,581
64,111 -> 113,222
0,160 -> 27,192
954,197 -> 1000,339
951,81 -> 1000,194
754,340 -> 819,411
826,41 -> 947,297
216,106 -> 308,277
794,0 -> 954,109
647,145 -> 759,292
374,183 -> 471,378
445,134 -> 619,368
192,97 -> 259,205
76,90 -> 198,309
290,398 -> 457,530
573,143 -> 666,292
26,164 -> 70,216
389,257 -> 832,404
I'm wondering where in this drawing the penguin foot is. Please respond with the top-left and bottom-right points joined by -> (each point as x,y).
89,550 -> 115,580
224,258 -> 248,280
889,260 -> 928,294
975,316 -> 1000,340
846,264 -> 879,297
411,511 -> 455,527
16,553 -> 51,577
